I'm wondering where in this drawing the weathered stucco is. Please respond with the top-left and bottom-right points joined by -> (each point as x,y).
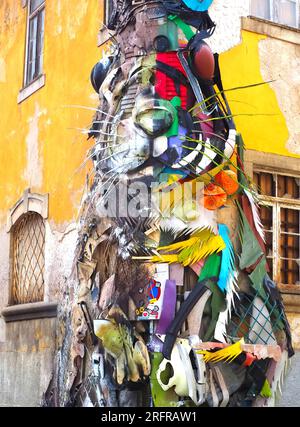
219,30 -> 299,158
0,0 -> 103,407
258,37 -> 300,155
209,0 -> 250,53
0,0 -> 102,224
0,318 -> 56,407
287,313 -> 300,350
0,0 -> 300,407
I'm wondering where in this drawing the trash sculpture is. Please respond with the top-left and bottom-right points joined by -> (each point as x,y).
44,0 -> 294,408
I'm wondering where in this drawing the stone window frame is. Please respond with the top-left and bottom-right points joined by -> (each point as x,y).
244,150 -> 300,313
2,189 -> 57,322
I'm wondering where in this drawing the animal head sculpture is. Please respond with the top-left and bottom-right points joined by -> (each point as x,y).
91,0 -> 232,178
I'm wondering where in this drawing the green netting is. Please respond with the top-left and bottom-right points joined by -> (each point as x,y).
226,290 -> 285,345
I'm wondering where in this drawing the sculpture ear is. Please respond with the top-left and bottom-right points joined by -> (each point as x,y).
90,56 -> 113,93
189,39 -> 215,82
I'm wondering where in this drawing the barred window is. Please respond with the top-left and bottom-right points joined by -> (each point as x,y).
251,0 -> 299,29
254,170 -> 300,286
11,212 -> 45,305
25,0 -> 45,86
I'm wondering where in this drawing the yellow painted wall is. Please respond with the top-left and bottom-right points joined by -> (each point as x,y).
220,30 -> 300,159
1,6 -> 299,229
0,0 -> 103,225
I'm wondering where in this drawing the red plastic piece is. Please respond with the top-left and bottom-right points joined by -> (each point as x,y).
192,41 -> 215,81
243,352 -> 256,367
155,52 -> 188,110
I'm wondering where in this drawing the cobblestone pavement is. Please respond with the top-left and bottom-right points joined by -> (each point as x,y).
277,351 -> 300,407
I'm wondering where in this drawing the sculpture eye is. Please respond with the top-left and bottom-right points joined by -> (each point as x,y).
90,56 -> 113,93
190,40 -> 215,81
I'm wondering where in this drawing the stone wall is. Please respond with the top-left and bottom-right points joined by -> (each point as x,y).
0,318 -> 56,407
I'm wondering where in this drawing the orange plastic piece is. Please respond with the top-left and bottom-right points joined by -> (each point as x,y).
214,170 -> 239,196
204,183 -> 227,210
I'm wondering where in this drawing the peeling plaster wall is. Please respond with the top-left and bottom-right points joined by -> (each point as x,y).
0,0 -> 300,407
0,227 -> 10,344
44,221 -> 78,302
0,0 -> 103,407
23,104 -> 44,188
287,314 -> 300,350
208,0 -> 250,53
0,318 -> 57,407
258,37 -> 300,155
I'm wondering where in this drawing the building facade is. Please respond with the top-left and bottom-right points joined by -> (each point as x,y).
0,0 -> 299,407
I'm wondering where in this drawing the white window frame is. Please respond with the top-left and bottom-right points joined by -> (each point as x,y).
23,0 -> 45,88
251,0 -> 300,28
254,168 -> 300,286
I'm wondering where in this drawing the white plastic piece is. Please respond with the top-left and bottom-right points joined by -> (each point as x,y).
153,136 -> 168,157
157,338 -> 208,406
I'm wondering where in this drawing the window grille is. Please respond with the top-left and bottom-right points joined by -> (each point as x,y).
12,212 -> 45,304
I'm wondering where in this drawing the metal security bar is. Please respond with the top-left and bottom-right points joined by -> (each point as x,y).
12,212 -> 45,304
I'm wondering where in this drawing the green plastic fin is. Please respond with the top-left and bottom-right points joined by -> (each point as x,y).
236,133 -> 249,189
199,254 -> 221,281
166,96 -> 181,137
168,15 -> 195,41
237,202 -> 264,270
249,256 -> 268,300
203,280 -> 227,342
260,379 -> 272,398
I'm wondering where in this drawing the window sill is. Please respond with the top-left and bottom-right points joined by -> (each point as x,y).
278,285 -> 300,313
1,301 -> 57,323
242,16 -> 300,45
17,74 -> 45,104
97,26 -> 115,48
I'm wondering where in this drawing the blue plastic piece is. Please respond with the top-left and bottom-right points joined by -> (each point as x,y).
218,224 -> 234,292
181,0 -> 214,11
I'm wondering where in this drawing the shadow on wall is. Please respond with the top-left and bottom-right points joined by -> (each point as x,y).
277,351 -> 300,407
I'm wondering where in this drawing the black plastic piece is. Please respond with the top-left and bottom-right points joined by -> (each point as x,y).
153,35 -> 170,52
162,278 -> 217,360
90,56 -> 113,93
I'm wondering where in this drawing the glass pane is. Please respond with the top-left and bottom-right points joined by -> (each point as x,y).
36,9 -> 45,76
280,207 -> 300,284
265,230 -> 274,278
30,0 -> 44,14
281,207 -> 300,233
253,172 -> 275,197
260,205 -> 273,231
277,174 -> 300,199
105,0 -> 114,25
251,0 -> 271,19
280,233 -> 299,259
281,259 -> 300,284
27,15 -> 38,84
275,0 -> 297,27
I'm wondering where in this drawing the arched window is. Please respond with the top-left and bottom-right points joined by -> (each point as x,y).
11,212 -> 45,304
7,189 -> 48,305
